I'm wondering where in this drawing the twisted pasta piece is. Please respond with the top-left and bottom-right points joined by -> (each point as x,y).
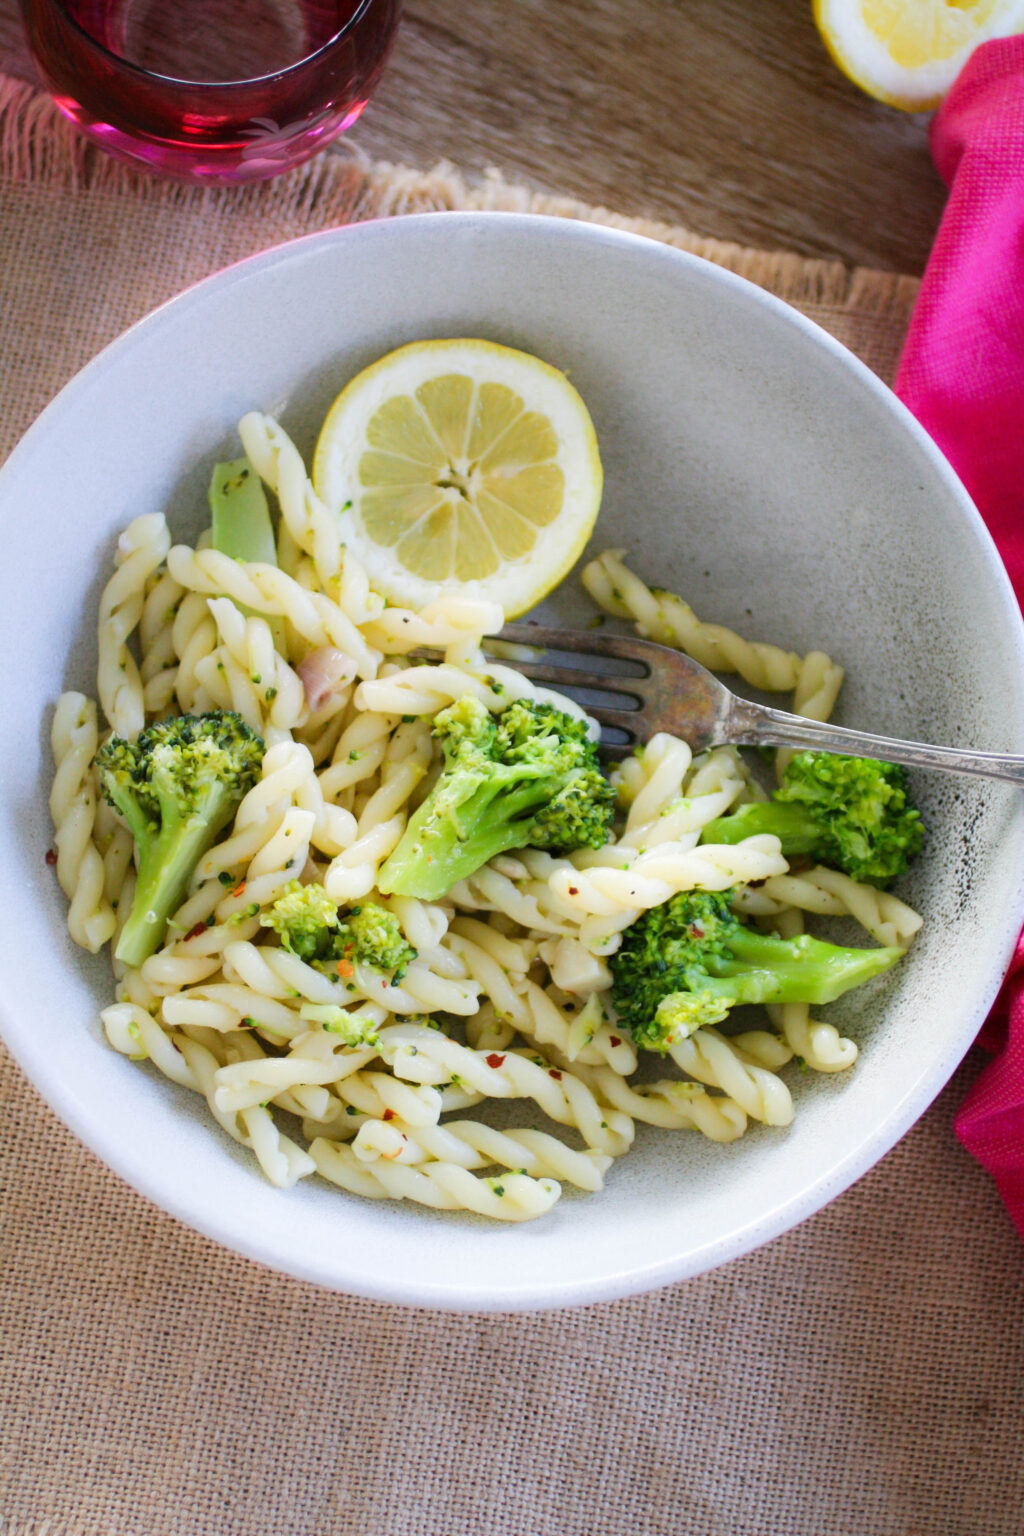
792,649 -> 845,722
448,865 -> 577,937
667,1027 -> 794,1126
355,659 -> 592,727
203,597 -> 306,735
238,412 -> 345,595
546,835 -> 789,918
618,733 -> 693,831
360,595 -> 503,655
377,1025 -> 634,1157
139,944 -> 221,996
221,937 -> 481,1017
298,1059 -> 470,1141
352,1115 -> 612,1191
776,649 -> 846,777
170,591 -> 219,713
166,545 -> 380,680
515,983 -> 637,1074
49,693 -> 117,952
729,1028 -> 795,1071
443,924 -> 534,1025
392,895 -> 453,954
310,1137 -> 561,1220
160,977 -> 296,1033
464,1000 -> 517,1053
317,704 -> 398,805
573,1063 -> 748,1143
767,1001 -> 857,1074
138,568 -> 184,716
324,720 -> 432,901
96,513 -> 172,739
732,867 -> 922,949
101,823 -> 136,910
575,753 -> 744,867
291,772 -> 357,859
583,549 -> 803,691
103,1002 -> 197,1085
214,1052 -> 429,1118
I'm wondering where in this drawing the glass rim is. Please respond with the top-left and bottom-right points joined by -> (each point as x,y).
47,0 -> 384,89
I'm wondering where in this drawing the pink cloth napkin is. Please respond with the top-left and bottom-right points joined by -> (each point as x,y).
895,37 -> 1024,1236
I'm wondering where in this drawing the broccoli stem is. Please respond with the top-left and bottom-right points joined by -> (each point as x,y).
210,458 -> 277,565
691,928 -> 904,1007
115,800 -> 232,968
699,801 -> 822,855
209,458 -> 287,653
379,770 -> 556,900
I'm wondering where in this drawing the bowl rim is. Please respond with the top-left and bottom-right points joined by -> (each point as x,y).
3,208 -> 1024,1311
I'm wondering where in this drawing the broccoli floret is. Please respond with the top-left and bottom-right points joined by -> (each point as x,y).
377,696 -> 615,901
299,1004 -> 383,1048
345,902 -> 417,974
699,751 -> 923,886
260,881 -> 416,979
259,880 -> 340,962
97,711 -> 264,968
609,889 -> 904,1051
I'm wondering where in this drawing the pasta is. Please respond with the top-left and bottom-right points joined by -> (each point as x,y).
49,411 -> 923,1223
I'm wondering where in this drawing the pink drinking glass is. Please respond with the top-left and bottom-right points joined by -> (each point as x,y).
19,0 -> 402,184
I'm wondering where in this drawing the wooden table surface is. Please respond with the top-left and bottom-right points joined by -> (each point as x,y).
0,0 -> 947,276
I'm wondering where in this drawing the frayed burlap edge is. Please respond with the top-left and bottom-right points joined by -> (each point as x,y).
0,73 -> 920,319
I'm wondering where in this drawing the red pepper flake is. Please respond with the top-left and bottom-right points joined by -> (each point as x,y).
609,1035 -> 622,1048
485,1052 -> 506,1068
184,922 -> 208,942
336,959 -> 354,979
568,886 -> 579,896
548,1068 -> 563,1081
231,881 -> 246,898
45,848 -> 57,866
382,1108 -> 396,1121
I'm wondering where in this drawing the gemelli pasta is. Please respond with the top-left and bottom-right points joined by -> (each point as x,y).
49,412 -> 922,1223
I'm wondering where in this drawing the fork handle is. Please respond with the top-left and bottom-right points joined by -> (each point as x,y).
729,699 -> 1024,787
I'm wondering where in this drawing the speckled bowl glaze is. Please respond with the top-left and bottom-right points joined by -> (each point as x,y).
2,213 -> 1023,1310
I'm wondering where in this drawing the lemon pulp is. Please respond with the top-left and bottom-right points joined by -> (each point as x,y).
814,0 -> 1024,108
313,339 -> 603,615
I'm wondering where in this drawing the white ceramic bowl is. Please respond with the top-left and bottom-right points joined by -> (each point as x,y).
2,213 -> 1023,1311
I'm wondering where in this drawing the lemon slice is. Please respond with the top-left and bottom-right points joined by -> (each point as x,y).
312,338 -> 603,615
814,0 -> 1024,109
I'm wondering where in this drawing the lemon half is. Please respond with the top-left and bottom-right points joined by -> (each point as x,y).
312,339 -> 603,615
814,0 -> 1024,109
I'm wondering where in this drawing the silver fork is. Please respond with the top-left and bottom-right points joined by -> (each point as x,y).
492,623 -> 1024,784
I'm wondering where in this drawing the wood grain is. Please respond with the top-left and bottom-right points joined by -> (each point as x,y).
0,0 -> 948,274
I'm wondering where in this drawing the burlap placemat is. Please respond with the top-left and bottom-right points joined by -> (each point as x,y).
1,76 -> 1021,1536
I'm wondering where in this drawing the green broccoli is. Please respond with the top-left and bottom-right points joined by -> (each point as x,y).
698,751 -> 923,886
209,458 -> 277,568
298,1004 -> 383,1048
346,901 -> 418,974
260,880 -> 416,979
209,456 -> 287,654
609,889 -> 904,1051
377,696 -> 615,901
96,711 -> 264,968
